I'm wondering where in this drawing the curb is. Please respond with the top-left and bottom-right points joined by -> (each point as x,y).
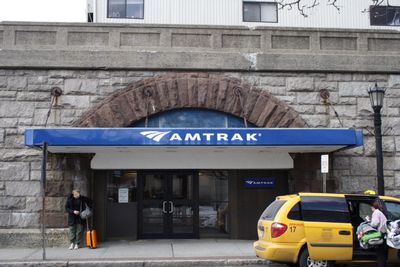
0,258 -> 281,267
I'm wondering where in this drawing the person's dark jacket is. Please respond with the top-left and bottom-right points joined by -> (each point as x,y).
65,194 -> 92,226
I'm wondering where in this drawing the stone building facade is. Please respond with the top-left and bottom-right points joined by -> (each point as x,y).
1,22 -> 400,246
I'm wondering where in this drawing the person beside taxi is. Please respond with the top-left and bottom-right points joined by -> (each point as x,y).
369,198 -> 388,267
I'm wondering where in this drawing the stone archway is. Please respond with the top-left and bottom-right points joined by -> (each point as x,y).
74,73 -> 307,128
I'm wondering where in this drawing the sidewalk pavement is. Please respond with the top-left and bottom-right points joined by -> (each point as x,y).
0,239 -> 284,267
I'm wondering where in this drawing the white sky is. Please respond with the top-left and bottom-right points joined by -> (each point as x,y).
0,0 -> 87,22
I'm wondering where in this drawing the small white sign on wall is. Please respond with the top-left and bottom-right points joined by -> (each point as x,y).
321,154 -> 329,173
118,188 -> 129,203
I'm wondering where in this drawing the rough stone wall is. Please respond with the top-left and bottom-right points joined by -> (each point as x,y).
1,69 -> 400,245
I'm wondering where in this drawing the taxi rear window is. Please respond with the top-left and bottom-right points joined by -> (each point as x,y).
287,202 -> 301,220
260,200 -> 286,220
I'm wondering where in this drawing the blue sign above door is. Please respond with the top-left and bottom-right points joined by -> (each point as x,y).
244,178 -> 276,188
25,127 -> 363,147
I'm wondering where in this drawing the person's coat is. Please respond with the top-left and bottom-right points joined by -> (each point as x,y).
65,194 -> 91,226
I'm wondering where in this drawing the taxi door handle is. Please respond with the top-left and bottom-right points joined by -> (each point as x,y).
339,230 -> 351,235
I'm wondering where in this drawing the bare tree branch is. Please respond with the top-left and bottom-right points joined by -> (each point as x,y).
277,0 -> 319,17
328,0 -> 340,12
362,0 -> 394,13
277,0 -> 388,17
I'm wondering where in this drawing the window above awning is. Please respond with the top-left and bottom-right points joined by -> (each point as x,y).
25,128 -> 363,153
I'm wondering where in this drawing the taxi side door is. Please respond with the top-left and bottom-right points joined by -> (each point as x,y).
300,194 -> 353,261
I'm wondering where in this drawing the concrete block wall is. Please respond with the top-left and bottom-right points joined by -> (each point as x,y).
1,22 -> 400,72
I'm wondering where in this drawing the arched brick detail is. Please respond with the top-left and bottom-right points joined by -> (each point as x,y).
74,73 -> 307,128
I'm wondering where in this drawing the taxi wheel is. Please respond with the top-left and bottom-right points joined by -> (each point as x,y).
299,249 -> 334,267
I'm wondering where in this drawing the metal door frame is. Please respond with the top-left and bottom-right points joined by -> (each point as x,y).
138,170 -> 199,239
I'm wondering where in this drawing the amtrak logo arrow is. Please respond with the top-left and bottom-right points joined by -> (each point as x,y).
140,131 -> 171,142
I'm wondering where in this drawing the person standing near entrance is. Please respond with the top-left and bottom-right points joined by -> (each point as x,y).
65,189 -> 91,250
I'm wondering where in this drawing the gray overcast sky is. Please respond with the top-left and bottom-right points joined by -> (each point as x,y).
0,0 -> 86,22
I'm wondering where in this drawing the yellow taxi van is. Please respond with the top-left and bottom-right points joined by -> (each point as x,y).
254,192 -> 400,267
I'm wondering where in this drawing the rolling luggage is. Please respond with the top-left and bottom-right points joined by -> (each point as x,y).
86,220 -> 97,249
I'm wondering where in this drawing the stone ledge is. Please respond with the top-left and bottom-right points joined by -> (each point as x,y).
1,50 -> 400,73
0,261 -> 67,267
0,228 -> 69,248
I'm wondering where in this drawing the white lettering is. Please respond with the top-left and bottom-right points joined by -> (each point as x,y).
167,132 -> 258,142
202,133 -> 214,141
170,133 -> 182,141
231,133 -> 243,141
217,133 -> 228,141
246,133 -> 257,141
185,133 -> 201,141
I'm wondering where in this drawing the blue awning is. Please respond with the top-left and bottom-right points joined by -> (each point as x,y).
25,127 -> 363,150
24,128 -> 363,169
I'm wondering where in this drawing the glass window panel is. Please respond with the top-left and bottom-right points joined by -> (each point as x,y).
227,115 -> 255,127
143,174 -> 165,200
370,6 -> 400,26
261,3 -> 277,22
158,109 -> 226,128
133,117 -> 159,128
127,0 -> 144,18
385,202 -> 400,221
108,0 -> 126,18
199,171 -> 229,236
287,202 -> 301,220
301,196 -> 350,223
243,2 -> 261,22
359,202 -> 373,220
370,6 -> 388,25
107,171 -> 137,203
173,204 -> 194,233
260,200 -> 286,220
173,174 -> 193,200
131,108 -> 254,128
388,7 -> 400,26
142,202 -> 164,233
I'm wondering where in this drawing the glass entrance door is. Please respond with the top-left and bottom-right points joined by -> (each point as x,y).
140,173 -> 167,236
138,171 -> 199,238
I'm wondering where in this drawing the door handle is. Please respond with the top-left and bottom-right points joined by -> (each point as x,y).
339,230 -> 351,235
162,201 -> 167,214
169,201 -> 174,214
